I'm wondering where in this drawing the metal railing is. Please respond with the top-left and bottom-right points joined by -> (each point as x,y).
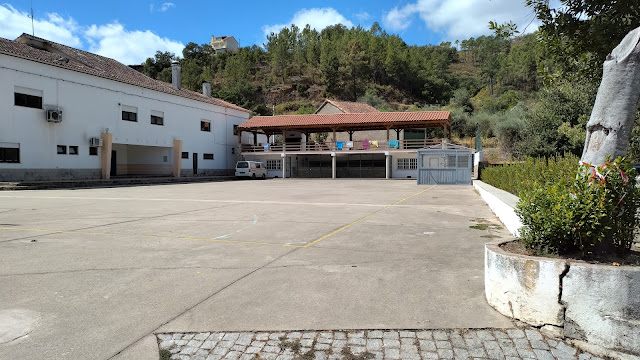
240,139 -> 442,153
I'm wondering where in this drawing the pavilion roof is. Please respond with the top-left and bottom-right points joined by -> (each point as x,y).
238,111 -> 451,133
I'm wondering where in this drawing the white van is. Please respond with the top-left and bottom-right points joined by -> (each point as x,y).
235,161 -> 267,179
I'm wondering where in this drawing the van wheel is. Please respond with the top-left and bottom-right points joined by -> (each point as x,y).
252,173 -> 256,179
262,174 -> 266,180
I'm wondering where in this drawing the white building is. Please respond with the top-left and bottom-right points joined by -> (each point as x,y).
209,35 -> 238,54
0,33 -> 253,181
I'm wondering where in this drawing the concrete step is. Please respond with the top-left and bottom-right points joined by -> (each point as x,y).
0,176 -> 235,191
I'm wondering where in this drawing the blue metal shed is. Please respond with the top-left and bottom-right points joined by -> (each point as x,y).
417,144 -> 473,185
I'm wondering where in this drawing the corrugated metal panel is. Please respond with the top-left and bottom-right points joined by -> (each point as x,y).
417,148 -> 472,185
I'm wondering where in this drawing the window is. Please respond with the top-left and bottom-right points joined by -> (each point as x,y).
457,155 -> 469,168
14,93 -> 43,109
201,120 -> 211,132
233,124 -> 238,135
57,145 -> 67,154
69,146 -> 78,155
0,145 -> 20,163
122,111 -> 137,122
151,115 -> 164,125
181,152 -> 189,159
397,158 -> 417,170
89,147 -> 98,156
266,159 -> 282,170
203,153 -> 214,160
14,86 -> 43,109
445,155 -> 456,168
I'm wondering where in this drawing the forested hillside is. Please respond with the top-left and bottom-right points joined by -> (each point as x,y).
140,1 -> 640,161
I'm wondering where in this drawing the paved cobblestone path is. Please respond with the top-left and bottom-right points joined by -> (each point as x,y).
157,328 -> 601,360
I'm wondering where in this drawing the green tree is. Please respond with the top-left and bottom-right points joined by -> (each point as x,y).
142,51 -> 175,79
527,0 -> 640,77
340,38 -> 370,100
320,40 -> 341,96
518,80 -> 597,157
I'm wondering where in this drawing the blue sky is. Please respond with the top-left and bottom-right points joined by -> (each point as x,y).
0,0 -> 539,65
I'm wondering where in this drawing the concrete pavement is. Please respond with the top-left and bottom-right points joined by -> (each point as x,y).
0,179 -> 513,359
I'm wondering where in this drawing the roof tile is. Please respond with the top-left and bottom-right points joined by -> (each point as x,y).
0,34 -> 249,113
239,111 -> 451,130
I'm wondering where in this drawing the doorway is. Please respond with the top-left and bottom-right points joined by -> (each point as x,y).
193,153 -> 198,175
110,150 -> 117,176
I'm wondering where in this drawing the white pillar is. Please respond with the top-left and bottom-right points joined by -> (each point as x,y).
331,152 -> 336,179
281,154 -> 286,179
385,152 -> 391,179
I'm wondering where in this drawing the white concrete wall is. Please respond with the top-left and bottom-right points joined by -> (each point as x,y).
243,154 -> 284,178
0,54 -> 250,180
473,180 -> 522,237
392,153 -> 418,179
486,243 -> 640,358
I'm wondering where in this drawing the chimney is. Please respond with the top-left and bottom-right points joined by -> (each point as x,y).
202,81 -> 211,97
171,61 -> 181,90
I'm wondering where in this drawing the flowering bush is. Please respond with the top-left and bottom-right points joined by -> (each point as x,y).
516,157 -> 640,257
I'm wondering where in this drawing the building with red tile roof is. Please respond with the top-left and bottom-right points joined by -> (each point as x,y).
315,99 -> 380,114
0,33 -> 252,181
237,111 -> 452,180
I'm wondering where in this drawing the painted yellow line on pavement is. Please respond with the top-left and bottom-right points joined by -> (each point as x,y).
302,185 -> 437,248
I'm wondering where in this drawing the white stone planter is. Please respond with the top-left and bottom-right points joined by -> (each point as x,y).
485,243 -> 640,358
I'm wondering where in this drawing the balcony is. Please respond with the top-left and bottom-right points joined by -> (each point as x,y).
241,138 -> 443,153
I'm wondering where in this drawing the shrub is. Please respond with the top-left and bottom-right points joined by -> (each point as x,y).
275,101 -> 314,115
481,154 -> 579,197
516,157 -> 640,257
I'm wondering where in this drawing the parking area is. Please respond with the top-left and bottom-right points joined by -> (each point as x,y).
0,179 -> 513,359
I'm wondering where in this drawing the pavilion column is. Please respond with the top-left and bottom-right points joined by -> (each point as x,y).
252,131 -> 257,145
101,132 -> 113,180
385,151 -> 391,179
331,152 -> 336,179
386,127 -> 391,141
281,154 -> 286,179
348,131 -> 354,141
172,139 -> 182,178
332,128 -> 337,150
282,129 -> 286,150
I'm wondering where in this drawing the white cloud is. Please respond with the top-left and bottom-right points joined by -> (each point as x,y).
160,2 -> 175,12
263,8 -> 354,37
85,22 -> 184,65
0,4 -> 183,65
0,4 -> 81,47
383,3 -> 418,32
383,0 -> 539,40
355,11 -> 371,24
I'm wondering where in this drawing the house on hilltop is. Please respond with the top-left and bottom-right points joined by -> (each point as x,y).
0,33 -> 253,181
210,35 -> 238,54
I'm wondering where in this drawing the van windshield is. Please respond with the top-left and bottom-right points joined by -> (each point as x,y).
236,161 -> 249,168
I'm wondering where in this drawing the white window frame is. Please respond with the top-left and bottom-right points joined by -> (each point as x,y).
397,158 -> 417,170
266,159 -> 282,170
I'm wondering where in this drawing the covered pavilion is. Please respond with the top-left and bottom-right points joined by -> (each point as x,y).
236,111 -> 452,179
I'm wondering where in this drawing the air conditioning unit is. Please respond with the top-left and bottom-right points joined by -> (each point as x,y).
46,109 -> 62,123
89,137 -> 103,147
